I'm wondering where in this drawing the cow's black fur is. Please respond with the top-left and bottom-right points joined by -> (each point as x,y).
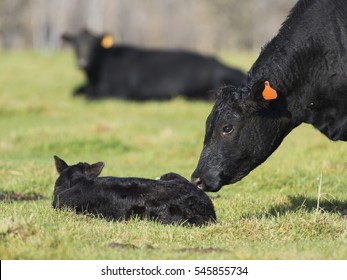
53,156 -> 216,226
192,0 -> 347,192
62,30 -> 245,100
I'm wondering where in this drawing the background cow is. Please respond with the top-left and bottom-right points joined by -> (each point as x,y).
53,156 -> 216,226
62,29 -> 245,100
192,0 -> 347,192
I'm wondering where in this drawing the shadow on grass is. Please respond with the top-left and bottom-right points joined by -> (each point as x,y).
106,241 -> 227,255
242,195 -> 347,219
177,247 -> 229,253
0,191 -> 46,202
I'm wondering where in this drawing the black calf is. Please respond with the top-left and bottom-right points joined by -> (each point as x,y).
53,156 -> 216,226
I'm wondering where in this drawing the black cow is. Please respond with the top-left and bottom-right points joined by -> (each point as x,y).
62,29 -> 245,100
53,156 -> 216,226
192,0 -> 347,192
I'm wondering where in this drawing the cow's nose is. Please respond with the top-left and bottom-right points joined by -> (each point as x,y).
191,176 -> 205,190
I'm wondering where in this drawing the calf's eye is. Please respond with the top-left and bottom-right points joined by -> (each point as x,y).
222,125 -> 233,135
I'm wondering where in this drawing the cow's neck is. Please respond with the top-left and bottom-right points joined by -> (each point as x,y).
86,43 -> 105,83
246,29 -> 347,141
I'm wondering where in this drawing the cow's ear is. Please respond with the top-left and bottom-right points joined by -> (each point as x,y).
251,80 -> 278,101
101,34 -> 114,49
61,33 -> 73,42
81,28 -> 90,34
84,162 -> 105,177
54,156 -> 69,174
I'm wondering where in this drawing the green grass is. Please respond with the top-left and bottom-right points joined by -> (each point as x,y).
0,51 -> 346,260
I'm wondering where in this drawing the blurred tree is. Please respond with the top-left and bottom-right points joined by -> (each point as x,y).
0,0 -> 296,52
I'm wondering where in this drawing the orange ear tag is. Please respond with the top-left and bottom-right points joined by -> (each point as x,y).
101,35 -> 113,49
262,81 -> 278,100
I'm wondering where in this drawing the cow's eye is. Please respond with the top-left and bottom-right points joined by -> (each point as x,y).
222,125 -> 233,135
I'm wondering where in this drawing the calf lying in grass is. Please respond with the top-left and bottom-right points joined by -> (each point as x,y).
53,156 -> 216,226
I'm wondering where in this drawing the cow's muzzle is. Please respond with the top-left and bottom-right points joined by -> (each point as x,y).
191,173 -> 223,192
191,176 -> 206,190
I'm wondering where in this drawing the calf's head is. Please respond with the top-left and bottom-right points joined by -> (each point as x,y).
53,156 -> 104,193
192,82 -> 294,192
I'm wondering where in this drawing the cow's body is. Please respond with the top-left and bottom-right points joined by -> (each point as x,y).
192,0 -> 347,192
62,30 -> 245,100
53,156 -> 216,226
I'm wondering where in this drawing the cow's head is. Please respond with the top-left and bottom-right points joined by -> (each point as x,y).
191,82 -> 294,192
61,29 -> 113,70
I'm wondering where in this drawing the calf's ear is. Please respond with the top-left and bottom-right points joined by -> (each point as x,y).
160,172 -> 190,183
84,162 -> 105,177
54,156 -> 69,174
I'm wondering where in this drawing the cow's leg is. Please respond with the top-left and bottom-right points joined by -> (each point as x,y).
73,84 -> 87,95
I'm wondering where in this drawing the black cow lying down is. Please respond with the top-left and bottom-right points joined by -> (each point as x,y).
192,0 -> 347,192
62,30 -> 245,100
53,156 -> 216,226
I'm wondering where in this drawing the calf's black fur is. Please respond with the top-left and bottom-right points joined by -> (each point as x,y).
53,156 -> 216,226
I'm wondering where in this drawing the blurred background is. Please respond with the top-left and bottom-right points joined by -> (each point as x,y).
0,0 -> 296,53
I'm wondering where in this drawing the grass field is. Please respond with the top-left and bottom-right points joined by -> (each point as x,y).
0,51 -> 346,260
